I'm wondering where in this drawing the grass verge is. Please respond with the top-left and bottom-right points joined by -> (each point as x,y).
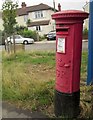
2,51 -> 93,118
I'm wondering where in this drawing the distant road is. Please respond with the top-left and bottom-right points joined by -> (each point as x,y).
0,40 -> 88,52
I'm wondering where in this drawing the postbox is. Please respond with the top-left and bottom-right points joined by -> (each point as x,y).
52,10 -> 88,118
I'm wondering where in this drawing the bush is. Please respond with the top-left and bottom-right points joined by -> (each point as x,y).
15,25 -> 28,33
83,28 -> 88,39
39,35 -> 46,41
15,25 -> 41,41
20,30 -> 38,41
83,28 -> 88,35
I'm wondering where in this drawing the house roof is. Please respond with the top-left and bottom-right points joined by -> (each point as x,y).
28,20 -> 50,27
17,3 -> 58,16
17,8 -> 28,16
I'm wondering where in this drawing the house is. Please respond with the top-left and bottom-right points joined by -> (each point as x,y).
16,2 -> 58,36
83,2 -> 89,29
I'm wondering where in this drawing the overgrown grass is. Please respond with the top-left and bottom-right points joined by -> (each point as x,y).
2,51 -> 55,112
80,51 -> 93,119
2,51 -> 93,118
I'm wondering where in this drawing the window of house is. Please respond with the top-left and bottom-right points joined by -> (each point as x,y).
24,15 -> 28,22
36,26 -> 41,31
35,11 -> 43,19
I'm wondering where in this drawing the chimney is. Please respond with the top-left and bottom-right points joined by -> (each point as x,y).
58,3 -> 61,11
21,2 -> 26,8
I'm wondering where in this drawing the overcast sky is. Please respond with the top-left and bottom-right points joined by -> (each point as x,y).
1,0 -> 89,10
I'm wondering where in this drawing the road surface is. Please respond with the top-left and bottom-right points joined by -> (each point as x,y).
0,40 -> 88,52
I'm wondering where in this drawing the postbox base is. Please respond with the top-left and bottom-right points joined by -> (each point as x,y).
54,90 -> 80,118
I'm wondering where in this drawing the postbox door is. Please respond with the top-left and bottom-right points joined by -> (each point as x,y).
56,26 -> 74,93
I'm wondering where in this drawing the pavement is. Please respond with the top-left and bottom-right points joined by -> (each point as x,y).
1,101 -> 48,119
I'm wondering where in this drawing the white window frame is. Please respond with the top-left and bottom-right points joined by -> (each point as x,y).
24,15 -> 28,22
35,11 -> 43,19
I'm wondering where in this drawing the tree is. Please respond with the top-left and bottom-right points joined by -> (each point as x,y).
2,0 -> 18,53
2,0 -> 18,36
26,19 -> 31,26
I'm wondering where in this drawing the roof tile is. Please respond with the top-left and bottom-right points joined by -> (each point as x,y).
17,3 -> 57,16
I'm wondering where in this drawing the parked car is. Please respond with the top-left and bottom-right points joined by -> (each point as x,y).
46,31 -> 56,40
5,35 -> 34,45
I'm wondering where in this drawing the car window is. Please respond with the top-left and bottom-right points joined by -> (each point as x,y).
8,35 -> 23,40
48,31 -> 56,34
15,35 -> 21,39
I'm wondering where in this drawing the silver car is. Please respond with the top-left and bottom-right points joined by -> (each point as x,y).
5,35 -> 34,45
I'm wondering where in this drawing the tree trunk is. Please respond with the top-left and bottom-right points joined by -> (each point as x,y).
13,33 -> 16,54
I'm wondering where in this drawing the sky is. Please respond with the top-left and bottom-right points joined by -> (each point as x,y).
0,0 -> 89,10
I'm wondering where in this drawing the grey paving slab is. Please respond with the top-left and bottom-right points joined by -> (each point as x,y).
2,101 -> 48,119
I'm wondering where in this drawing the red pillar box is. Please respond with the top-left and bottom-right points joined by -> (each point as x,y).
52,10 -> 88,118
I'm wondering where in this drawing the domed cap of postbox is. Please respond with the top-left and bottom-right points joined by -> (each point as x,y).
52,10 -> 89,21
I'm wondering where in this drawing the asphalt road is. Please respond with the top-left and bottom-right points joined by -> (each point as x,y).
0,40 -> 88,52
25,41 -> 56,51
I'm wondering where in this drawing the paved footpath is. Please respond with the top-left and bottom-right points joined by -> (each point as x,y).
1,101 -> 48,119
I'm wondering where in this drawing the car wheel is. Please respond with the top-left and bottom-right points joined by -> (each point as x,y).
47,38 -> 49,41
23,40 -> 28,45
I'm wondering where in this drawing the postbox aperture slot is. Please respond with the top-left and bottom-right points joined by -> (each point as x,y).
56,27 -> 69,35
56,28 -> 69,31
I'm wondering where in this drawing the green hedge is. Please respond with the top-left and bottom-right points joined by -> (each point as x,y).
15,26 -> 39,41
83,28 -> 88,39
19,30 -> 38,41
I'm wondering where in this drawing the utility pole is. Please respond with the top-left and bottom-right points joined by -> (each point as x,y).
53,0 -> 56,13
87,0 -> 93,85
